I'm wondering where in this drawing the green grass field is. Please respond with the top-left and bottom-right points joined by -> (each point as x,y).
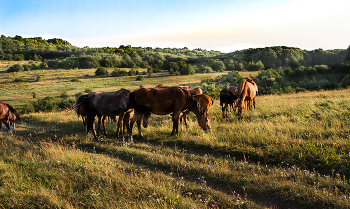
0,65 -> 350,208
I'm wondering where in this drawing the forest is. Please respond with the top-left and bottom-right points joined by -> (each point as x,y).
1,34 -> 350,97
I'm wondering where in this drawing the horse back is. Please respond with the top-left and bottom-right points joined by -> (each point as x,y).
131,87 -> 188,115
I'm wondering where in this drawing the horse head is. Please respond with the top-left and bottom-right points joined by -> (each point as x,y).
198,113 -> 211,132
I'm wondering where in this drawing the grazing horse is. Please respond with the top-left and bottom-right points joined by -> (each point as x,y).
128,86 -> 211,141
72,89 -> 132,140
220,89 -> 237,118
187,87 -> 203,95
0,102 -> 22,134
236,78 -> 258,115
180,94 -> 214,128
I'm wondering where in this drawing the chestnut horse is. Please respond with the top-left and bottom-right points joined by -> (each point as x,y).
0,102 -> 22,134
72,89 -> 132,140
236,78 -> 258,115
128,86 -> 210,141
181,94 -> 214,128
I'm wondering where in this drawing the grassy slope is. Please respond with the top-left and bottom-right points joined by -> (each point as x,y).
0,66 -> 350,208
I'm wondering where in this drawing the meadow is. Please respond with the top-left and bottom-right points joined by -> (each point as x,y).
0,63 -> 350,208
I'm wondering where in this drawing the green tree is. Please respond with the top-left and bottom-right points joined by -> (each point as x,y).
95,67 -> 108,76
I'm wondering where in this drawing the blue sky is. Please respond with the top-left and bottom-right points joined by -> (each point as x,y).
1,0 -> 349,52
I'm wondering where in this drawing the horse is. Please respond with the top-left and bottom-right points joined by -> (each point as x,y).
180,94 -> 214,129
128,86 -> 211,141
187,87 -> 203,95
0,102 -> 22,134
227,86 -> 239,111
220,89 -> 237,118
72,89 -> 132,140
236,78 -> 258,115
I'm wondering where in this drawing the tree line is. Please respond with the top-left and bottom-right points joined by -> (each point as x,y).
1,35 -> 350,80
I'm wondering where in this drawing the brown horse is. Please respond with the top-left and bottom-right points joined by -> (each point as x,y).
236,78 -> 258,115
0,102 -> 22,134
128,86 -> 210,141
72,89 -> 132,140
180,94 -> 214,128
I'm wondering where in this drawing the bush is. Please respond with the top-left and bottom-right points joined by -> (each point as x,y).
35,75 -> 42,82
136,76 -> 144,81
84,88 -> 93,93
111,68 -> 128,77
13,78 -> 23,82
70,78 -> 80,82
30,96 -> 75,112
95,67 -> 108,76
7,64 -> 24,72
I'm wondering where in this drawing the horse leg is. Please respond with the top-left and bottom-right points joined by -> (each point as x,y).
123,112 -> 131,136
115,113 -> 125,140
97,115 -> 102,136
171,111 -> 181,135
87,117 -> 98,140
102,116 -> 108,136
129,111 -> 143,142
181,109 -> 190,130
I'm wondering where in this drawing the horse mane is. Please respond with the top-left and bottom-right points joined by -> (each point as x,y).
178,87 -> 205,116
239,79 -> 247,96
6,104 -> 22,122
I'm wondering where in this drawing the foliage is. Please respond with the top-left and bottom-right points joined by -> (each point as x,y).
95,67 -> 108,76
7,63 -> 24,72
25,96 -> 74,113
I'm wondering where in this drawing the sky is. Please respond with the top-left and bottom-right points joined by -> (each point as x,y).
1,0 -> 349,52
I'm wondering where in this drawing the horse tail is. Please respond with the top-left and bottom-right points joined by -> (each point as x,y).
6,104 -> 22,122
128,91 -> 152,113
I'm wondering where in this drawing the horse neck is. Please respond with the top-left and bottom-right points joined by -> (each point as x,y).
187,98 -> 203,118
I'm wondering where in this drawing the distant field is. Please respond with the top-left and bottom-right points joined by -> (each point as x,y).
0,63 -> 258,109
1,66 -> 349,208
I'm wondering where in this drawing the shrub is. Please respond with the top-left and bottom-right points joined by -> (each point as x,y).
13,78 -> 23,82
35,75 -> 42,82
70,78 -> 80,82
22,64 -> 30,71
95,67 -> 108,76
30,96 -> 75,112
136,76 -> 144,81
84,88 -> 93,93
7,64 -> 24,72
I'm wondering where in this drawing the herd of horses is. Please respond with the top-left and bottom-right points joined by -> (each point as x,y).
0,77 -> 258,142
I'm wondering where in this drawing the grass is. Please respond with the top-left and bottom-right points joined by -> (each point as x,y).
0,67 -> 350,208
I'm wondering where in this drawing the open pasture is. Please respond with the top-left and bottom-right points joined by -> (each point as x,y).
0,68 -> 350,208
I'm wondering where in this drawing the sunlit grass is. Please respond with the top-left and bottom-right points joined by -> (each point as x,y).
0,68 -> 350,208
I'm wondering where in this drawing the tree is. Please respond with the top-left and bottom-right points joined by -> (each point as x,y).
211,60 -> 226,71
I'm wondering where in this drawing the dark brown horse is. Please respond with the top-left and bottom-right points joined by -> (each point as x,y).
180,94 -> 214,129
0,102 -> 22,134
220,89 -> 238,118
128,86 -> 210,141
72,89 -> 132,140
